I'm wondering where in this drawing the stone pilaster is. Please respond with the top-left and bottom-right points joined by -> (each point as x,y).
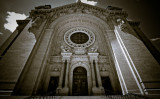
88,53 -> 105,95
95,60 -> 102,88
58,52 -> 72,95
90,58 -> 96,88
64,59 -> 70,88
56,59 -> 65,95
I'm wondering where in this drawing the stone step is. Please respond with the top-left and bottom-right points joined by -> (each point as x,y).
0,90 -> 12,96
0,95 -> 152,99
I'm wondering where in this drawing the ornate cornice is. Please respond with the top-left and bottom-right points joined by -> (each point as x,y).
108,10 -> 128,17
29,1 -> 128,21
128,21 -> 140,27
16,20 -> 30,25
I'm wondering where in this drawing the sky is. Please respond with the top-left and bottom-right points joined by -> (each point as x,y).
0,0 -> 160,50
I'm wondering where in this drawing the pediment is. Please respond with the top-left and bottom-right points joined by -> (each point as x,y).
29,1 -> 127,21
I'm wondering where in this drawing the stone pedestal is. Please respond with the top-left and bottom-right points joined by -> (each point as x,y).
56,88 -> 69,96
92,87 -> 105,95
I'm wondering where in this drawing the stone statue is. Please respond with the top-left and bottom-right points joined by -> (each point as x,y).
89,46 -> 98,53
116,18 -> 129,32
61,46 -> 70,53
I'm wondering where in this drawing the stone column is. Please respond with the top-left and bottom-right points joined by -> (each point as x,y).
59,53 -> 72,95
57,60 -> 65,88
88,53 -> 105,95
90,59 -> 96,88
95,60 -> 103,88
64,59 -> 70,88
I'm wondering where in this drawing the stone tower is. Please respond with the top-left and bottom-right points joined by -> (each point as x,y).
0,1 -> 160,98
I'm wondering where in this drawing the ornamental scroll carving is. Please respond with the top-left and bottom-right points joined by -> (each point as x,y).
61,46 -> 71,53
88,46 -> 98,53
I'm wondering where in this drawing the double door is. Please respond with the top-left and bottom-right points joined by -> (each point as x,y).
72,67 -> 88,96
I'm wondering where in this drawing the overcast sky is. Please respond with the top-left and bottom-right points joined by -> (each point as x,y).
0,0 -> 160,50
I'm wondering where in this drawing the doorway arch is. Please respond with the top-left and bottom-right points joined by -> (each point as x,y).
69,62 -> 91,95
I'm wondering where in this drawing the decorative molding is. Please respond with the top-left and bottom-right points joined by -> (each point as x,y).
88,52 -> 99,61
61,53 -> 72,61
49,56 -> 61,63
71,55 -> 89,62
128,21 -> 140,27
29,1 -> 127,23
53,15 -> 106,34
16,20 -> 30,26
61,45 -> 71,53
88,46 -> 98,53
73,47 -> 86,55
64,27 -> 95,48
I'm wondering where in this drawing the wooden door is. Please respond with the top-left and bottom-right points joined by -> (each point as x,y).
72,67 -> 88,96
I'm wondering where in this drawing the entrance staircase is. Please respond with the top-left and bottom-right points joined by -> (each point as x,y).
19,94 -> 153,99
0,94 -> 155,99
24,94 -> 152,99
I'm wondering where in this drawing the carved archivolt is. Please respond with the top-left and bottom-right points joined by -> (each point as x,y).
49,13 -> 110,56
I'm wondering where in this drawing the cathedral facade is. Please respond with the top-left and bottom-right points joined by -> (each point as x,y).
0,1 -> 160,97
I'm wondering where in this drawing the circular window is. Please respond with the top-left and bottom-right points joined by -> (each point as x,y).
64,28 -> 95,48
70,32 -> 89,44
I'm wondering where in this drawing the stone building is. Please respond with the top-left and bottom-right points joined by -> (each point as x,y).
0,0 -> 160,97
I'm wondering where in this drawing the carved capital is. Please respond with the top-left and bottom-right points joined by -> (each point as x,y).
88,53 -> 99,61
61,53 -> 72,61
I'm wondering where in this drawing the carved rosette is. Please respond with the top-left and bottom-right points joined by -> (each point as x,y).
64,27 -> 95,48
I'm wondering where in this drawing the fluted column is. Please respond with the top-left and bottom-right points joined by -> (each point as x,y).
90,59 -> 96,88
57,60 -> 65,88
95,60 -> 103,87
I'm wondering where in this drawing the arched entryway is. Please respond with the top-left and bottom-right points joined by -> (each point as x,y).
72,67 -> 88,96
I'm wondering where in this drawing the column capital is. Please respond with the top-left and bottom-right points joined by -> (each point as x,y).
61,52 -> 72,61
61,53 -> 72,57
88,53 -> 99,57
88,53 -> 99,61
